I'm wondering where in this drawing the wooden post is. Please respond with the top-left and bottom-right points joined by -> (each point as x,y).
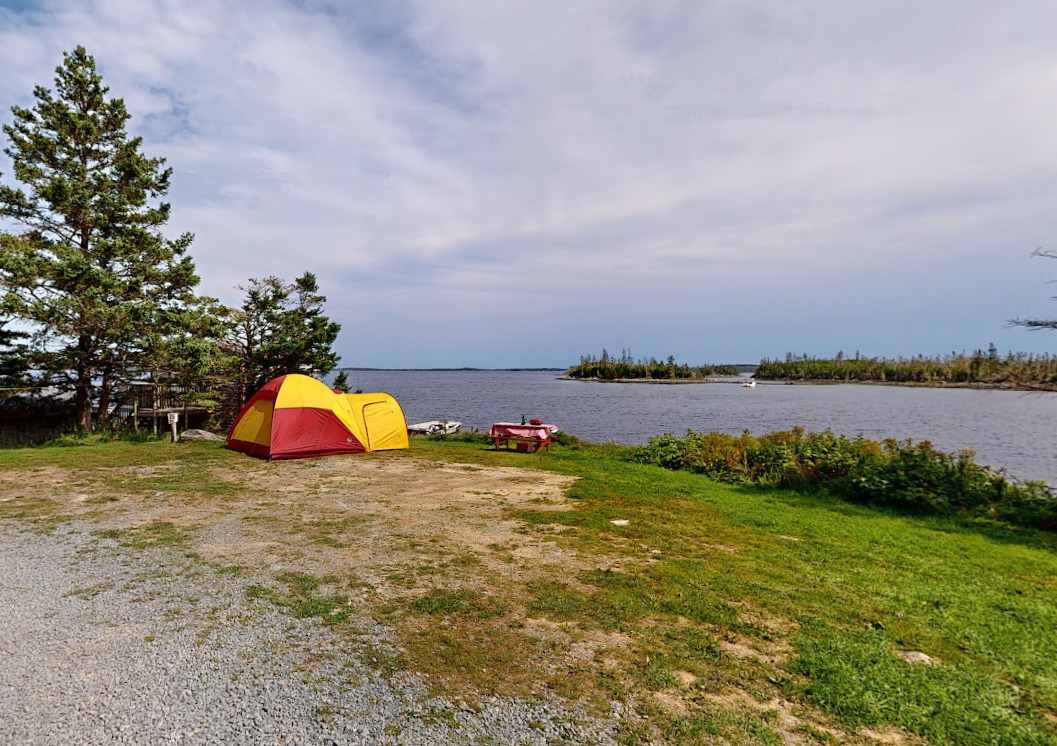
168,412 -> 179,443
152,378 -> 159,437
132,398 -> 139,432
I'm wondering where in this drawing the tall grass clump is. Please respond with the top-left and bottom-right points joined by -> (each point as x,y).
36,429 -> 166,448
632,428 -> 1057,531
426,430 -> 494,445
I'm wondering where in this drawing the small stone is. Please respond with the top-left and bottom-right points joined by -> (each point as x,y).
179,429 -> 224,442
609,519 -> 630,527
896,650 -> 935,665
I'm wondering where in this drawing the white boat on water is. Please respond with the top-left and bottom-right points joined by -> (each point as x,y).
742,379 -> 757,388
408,420 -> 462,435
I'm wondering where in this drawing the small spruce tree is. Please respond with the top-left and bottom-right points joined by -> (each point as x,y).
224,272 -> 341,400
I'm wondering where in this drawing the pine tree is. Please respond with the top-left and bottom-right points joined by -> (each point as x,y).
224,272 -> 341,400
144,296 -> 233,407
0,317 -> 29,390
332,370 -> 350,393
0,47 -> 198,428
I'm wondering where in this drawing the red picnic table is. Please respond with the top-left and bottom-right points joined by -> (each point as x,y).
490,422 -> 559,452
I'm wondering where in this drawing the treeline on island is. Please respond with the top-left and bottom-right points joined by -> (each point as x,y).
567,344 -> 1057,388
567,349 -> 739,381
755,346 -> 1057,387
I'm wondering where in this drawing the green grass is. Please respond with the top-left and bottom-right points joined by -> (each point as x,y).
0,496 -> 70,533
0,438 -> 234,470
0,439 -> 245,506
96,521 -> 194,550
617,704 -> 786,746
4,437 -> 1057,742
246,572 -> 358,625
793,628 -> 1050,744
296,515 -> 370,548
410,588 -> 507,620
410,438 -> 1057,744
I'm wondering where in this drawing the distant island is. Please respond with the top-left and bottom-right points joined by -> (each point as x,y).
754,348 -> 1057,390
336,367 -> 565,372
561,346 -> 1057,390
337,347 -> 1057,391
563,350 -> 744,382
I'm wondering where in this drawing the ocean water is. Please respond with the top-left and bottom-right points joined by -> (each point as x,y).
334,370 -> 1057,483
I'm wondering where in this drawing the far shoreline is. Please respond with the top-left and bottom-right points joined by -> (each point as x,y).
557,375 -> 1057,392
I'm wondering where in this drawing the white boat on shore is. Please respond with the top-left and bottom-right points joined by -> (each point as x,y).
742,379 -> 757,388
408,420 -> 462,436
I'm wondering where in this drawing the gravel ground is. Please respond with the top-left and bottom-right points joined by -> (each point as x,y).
0,524 -> 620,745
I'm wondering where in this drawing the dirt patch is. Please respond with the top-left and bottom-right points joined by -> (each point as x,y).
674,670 -> 698,687
4,455 -> 586,600
704,543 -> 738,553
719,635 -> 790,666
729,598 -> 799,638
704,688 -> 843,745
0,466 -> 70,495
861,725 -> 920,744
516,618 -> 633,682
653,689 -> 689,715
213,457 -> 584,596
566,630 -> 632,664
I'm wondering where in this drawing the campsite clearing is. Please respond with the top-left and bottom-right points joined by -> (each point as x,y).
1,438 -> 1057,744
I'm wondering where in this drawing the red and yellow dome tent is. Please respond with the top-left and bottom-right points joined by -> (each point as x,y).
227,374 -> 408,459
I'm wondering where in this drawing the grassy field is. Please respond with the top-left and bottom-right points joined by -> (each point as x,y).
1,437 -> 1056,744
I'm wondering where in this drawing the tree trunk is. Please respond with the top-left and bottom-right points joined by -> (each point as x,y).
75,369 -> 92,432
97,367 -> 112,429
75,333 -> 93,431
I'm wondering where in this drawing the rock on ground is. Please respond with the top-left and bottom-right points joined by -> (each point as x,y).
179,429 -> 224,442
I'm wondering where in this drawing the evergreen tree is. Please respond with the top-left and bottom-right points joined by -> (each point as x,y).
0,316 -> 29,390
332,370 -> 350,393
225,272 -> 341,400
0,47 -> 198,428
144,296 -> 233,409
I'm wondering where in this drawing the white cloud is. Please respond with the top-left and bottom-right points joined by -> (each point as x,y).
2,0 -> 1057,365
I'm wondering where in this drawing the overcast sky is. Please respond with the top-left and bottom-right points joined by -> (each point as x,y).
2,1 -> 1057,366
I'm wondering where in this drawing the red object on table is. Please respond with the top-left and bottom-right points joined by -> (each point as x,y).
490,422 -> 558,452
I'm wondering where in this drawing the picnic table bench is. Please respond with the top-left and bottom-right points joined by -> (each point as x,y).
489,422 -> 559,452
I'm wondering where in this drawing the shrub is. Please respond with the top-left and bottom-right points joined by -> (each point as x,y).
426,429 -> 493,445
632,428 -> 1057,532
550,430 -> 583,448
37,429 -> 166,448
